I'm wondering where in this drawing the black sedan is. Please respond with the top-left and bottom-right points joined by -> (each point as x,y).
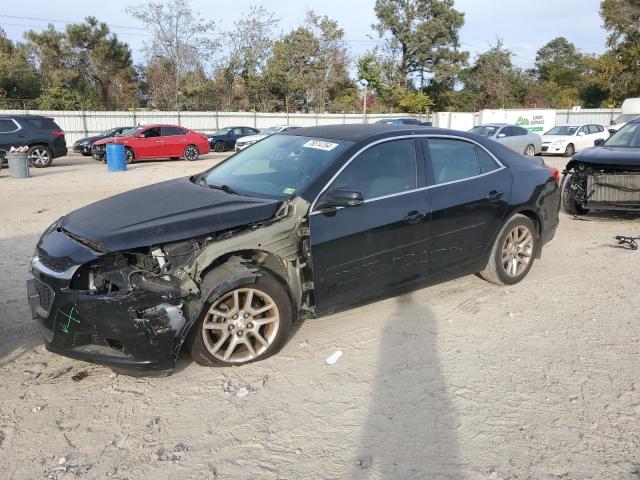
207,126 -> 260,152
73,126 -> 134,156
562,118 -> 640,214
27,125 -> 560,372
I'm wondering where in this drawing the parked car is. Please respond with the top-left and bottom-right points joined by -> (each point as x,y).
375,117 -> 425,126
561,118 -> 640,215
0,114 -> 67,167
28,124 -> 560,372
73,126 -> 133,156
235,125 -> 301,151
608,98 -> 640,134
92,125 -> 210,163
541,124 -> 609,157
207,126 -> 260,152
469,123 -> 542,156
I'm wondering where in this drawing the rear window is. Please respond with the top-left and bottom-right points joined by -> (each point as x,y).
24,117 -> 60,130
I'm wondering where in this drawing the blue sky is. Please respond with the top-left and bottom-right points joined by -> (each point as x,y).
0,0 -> 608,69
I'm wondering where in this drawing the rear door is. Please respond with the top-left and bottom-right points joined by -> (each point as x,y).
134,127 -> 163,158
423,137 -> 512,277
310,137 -> 430,310
161,126 -> 188,157
0,118 -> 21,151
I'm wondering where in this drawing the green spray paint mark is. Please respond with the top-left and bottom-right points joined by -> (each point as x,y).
58,306 -> 80,334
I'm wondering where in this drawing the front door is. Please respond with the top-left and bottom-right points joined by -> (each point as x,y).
0,118 -> 21,151
423,137 -> 511,277
309,137 -> 430,311
135,127 -> 164,158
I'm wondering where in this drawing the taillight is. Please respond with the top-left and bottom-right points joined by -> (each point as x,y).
52,130 -> 65,137
547,165 -> 560,183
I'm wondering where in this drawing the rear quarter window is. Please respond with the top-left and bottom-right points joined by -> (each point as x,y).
24,117 -> 59,130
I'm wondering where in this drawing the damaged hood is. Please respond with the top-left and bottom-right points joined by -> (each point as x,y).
59,177 -> 280,252
573,146 -> 640,168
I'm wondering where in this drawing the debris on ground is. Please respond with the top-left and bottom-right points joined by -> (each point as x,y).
71,370 -> 89,382
615,235 -> 639,250
326,351 -> 343,365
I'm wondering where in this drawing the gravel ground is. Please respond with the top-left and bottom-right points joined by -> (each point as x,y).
1,153 -> 639,480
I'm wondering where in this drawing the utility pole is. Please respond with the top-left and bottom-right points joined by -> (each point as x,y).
359,79 -> 369,123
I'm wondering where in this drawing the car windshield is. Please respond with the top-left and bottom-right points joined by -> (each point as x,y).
100,128 -> 118,137
604,122 -> 640,147
469,126 -> 499,137
211,128 -> 231,135
613,114 -> 639,125
263,127 -> 282,135
545,126 -> 578,136
121,127 -> 144,137
201,135 -> 352,199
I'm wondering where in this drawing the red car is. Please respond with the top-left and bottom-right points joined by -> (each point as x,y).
91,124 -> 211,163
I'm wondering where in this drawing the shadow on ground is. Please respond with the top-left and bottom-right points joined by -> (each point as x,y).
351,292 -> 461,479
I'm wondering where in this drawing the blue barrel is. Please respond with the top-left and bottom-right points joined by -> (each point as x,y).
106,143 -> 126,172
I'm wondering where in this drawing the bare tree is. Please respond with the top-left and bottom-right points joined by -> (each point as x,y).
126,0 -> 217,109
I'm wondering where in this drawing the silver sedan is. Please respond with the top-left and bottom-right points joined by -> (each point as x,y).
469,123 -> 542,156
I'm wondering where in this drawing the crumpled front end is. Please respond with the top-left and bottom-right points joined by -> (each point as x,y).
27,224 -> 194,372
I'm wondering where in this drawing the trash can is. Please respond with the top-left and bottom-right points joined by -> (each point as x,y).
7,152 -> 30,178
106,143 -> 126,172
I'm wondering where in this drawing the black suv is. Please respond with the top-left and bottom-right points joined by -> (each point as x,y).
0,115 -> 67,167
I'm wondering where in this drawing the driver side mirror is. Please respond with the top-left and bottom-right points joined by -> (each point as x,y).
594,138 -> 605,147
577,131 -> 586,136
316,188 -> 364,211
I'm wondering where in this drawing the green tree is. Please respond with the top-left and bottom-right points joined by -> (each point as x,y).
600,0 -> 640,102
373,0 -> 467,89
397,90 -> 432,113
0,29 -> 41,102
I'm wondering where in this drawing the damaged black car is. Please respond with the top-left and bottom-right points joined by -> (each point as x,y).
27,124 -> 560,372
562,118 -> 640,214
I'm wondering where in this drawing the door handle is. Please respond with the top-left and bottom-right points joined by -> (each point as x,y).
403,211 -> 426,224
487,190 -> 503,202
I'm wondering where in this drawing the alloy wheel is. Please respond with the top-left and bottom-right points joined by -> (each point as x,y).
501,225 -> 534,277
201,288 -> 280,363
29,148 -> 50,167
185,145 -> 198,160
525,145 -> 535,156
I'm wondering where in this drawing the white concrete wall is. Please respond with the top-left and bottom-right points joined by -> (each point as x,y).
0,110 -> 426,143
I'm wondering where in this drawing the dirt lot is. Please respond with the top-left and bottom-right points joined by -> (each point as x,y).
1,153 -> 639,480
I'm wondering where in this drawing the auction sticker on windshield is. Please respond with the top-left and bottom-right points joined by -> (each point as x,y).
303,139 -> 339,151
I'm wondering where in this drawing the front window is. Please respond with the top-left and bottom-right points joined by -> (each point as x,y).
212,128 -> 231,136
121,127 -> 144,137
545,126 -> 578,136
470,126 -> 499,137
263,127 -> 282,135
604,122 -> 640,147
331,139 -> 417,200
201,135 -> 352,199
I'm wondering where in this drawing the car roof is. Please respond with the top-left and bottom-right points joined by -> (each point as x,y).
281,123 -> 440,142
1,114 -> 52,119
479,123 -> 509,127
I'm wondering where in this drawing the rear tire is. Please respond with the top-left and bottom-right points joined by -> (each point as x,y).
524,144 -> 535,156
184,145 -> 199,161
27,145 -> 52,168
561,172 -> 590,215
479,214 -> 537,286
189,268 -> 292,367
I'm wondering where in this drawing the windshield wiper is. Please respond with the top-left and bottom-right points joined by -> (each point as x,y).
209,183 -> 239,195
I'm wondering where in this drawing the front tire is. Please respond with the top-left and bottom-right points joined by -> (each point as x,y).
189,270 -> 292,367
213,141 -> 226,153
27,145 -> 52,168
561,172 -> 590,215
125,148 -> 135,164
479,214 -> 537,285
184,145 -> 199,161
563,143 -> 575,157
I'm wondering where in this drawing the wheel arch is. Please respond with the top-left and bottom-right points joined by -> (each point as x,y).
513,209 -> 543,258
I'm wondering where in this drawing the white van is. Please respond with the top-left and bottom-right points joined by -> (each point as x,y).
609,98 -> 640,133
